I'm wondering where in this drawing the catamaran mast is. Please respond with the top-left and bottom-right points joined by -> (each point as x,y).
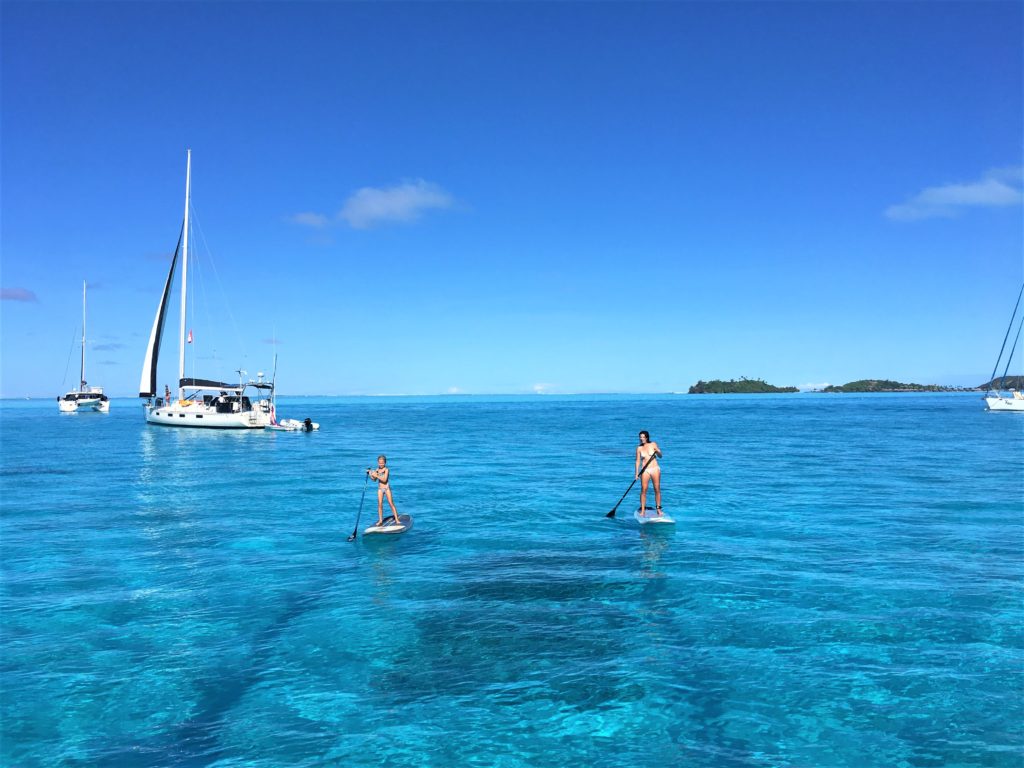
179,149 -> 191,401
80,280 -> 87,390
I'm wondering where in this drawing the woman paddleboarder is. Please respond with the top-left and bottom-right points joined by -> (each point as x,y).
368,455 -> 400,527
635,430 -> 663,516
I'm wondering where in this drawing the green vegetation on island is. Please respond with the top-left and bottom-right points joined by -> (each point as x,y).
822,379 -> 957,393
688,377 -> 799,394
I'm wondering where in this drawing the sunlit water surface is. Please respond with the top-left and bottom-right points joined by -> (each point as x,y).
2,393 -> 1021,766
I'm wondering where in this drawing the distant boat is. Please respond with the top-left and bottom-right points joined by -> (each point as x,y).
984,283 -> 1024,412
138,150 -> 275,429
58,281 -> 109,413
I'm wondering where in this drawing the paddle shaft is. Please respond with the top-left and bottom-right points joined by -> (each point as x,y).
607,451 -> 659,518
346,470 -> 371,541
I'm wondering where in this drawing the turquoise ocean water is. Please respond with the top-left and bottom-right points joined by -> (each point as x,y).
1,393 -> 1021,767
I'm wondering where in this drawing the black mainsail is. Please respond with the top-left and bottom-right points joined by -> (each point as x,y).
138,228 -> 183,397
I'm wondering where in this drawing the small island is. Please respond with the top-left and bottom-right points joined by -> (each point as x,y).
822,379 -> 962,393
688,377 -> 799,394
981,375 -> 1023,390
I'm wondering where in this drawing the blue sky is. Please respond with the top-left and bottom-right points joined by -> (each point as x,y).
2,1 -> 1021,397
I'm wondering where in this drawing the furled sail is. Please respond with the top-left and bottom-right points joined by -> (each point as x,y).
138,228 -> 183,397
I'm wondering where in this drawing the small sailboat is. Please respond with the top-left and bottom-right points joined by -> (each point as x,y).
984,283 -> 1024,412
138,150 -> 275,429
58,281 -> 110,413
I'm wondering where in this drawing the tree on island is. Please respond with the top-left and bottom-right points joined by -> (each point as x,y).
688,377 -> 799,394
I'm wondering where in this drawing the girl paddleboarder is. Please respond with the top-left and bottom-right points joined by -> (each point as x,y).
368,455 -> 400,527
635,430 -> 663,516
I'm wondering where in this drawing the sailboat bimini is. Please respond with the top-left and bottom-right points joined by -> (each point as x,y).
984,283 -> 1024,412
58,280 -> 110,413
138,150 -> 275,429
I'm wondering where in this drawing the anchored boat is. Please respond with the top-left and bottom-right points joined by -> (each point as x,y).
58,281 -> 109,413
138,150 -> 275,429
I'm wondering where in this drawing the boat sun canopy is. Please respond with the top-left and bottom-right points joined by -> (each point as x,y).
179,378 -> 244,391
139,227 -> 183,397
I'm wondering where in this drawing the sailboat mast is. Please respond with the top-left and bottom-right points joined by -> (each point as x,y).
80,280 -> 87,390
178,150 -> 191,400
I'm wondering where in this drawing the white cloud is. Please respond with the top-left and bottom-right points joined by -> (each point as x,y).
532,383 -> 551,394
886,168 -> 1023,221
339,179 -> 454,229
1,288 -> 38,302
290,212 -> 330,228
447,386 -> 462,394
289,179 -> 455,231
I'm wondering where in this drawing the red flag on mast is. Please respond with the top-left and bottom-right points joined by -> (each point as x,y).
187,329 -> 193,344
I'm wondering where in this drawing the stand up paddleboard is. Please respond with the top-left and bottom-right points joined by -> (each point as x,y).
634,506 -> 675,525
363,514 -> 414,536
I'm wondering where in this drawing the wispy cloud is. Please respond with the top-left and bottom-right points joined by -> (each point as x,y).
92,343 -> 125,351
1,288 -> 38,302
886,167 -> 1023,221
291,179 -> 456,231
262,337 -> 283,345
289,212 -> 330,228
340,180 -> 454,229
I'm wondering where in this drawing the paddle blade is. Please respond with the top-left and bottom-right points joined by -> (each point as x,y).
606,509 -> 616,518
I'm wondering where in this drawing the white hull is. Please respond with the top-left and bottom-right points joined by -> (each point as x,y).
59,395 -> 110,413
268,418 -> 319,431
985,395 -> 1024,412
144,399 -> 272,429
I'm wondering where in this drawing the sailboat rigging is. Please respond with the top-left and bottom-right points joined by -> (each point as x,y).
984,283 -> 1024,412
139,150 -> 275,428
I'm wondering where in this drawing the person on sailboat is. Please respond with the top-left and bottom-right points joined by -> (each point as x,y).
164,384 -> 171,404
635,430 -> 663,516
368,455 -> 400,526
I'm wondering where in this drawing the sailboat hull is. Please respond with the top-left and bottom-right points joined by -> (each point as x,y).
144,400 -> 272,429
985,395 -> 1024,412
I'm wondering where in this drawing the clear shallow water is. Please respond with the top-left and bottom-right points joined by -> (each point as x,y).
1,393 -> 1021,767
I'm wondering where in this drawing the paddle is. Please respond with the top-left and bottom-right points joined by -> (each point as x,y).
346,470 -> 372,542
606,451 -> 659,518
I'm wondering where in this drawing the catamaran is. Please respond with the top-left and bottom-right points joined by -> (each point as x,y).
984,283 -> 1024,412
138,150 -> 276,428
58,280 -> 110,413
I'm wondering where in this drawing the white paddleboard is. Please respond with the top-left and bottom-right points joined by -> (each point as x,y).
363,514 -> 413,536
634,507 -> 675,525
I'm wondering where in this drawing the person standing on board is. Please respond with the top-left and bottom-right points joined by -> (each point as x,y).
635,430 -> 663,516
368,455 -> 400,526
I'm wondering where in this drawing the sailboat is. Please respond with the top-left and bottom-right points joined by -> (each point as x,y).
58,281 -> 110,413
984,283 -> 1024,412
138,150 -> 276,429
